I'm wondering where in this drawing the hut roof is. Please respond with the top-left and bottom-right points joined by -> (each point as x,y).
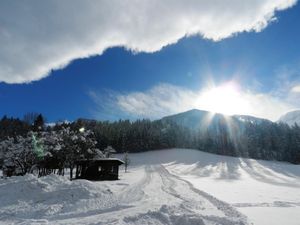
76,158 -> 124,165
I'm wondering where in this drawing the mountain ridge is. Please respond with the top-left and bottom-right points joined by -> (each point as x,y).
161,109 -> 271,130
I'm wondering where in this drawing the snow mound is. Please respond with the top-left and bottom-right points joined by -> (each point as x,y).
123,204 -> 246,225
123,205 -> 205,225
0,174 -> 116,222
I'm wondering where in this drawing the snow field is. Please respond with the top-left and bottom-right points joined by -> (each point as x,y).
133,149 -> 300,225
1,148 -> 300,225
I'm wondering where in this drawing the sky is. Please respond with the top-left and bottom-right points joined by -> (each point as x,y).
1,0 -> 300,122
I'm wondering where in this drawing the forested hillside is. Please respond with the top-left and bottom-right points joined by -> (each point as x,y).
76,115 -> 300,163
1,110 -> 300,174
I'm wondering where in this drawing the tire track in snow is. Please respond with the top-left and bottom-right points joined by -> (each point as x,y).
160,165 -> 246,217
157,165 -> 249,224
122,165 -> 248,225
233,201 -> 300,208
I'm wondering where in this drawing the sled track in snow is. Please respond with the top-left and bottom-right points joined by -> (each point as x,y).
158,166 -> 247,218
121,165 -> 248,225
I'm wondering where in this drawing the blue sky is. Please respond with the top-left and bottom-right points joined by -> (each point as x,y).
1,1 -> 300,122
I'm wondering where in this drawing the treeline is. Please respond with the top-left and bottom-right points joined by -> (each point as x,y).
0,113 -> 45,140
1,113 -> 300,167
75,119 -> 194,152
239,121 -> 300,163
75,118 -> 300,164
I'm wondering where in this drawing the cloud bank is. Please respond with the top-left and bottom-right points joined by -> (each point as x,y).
90,83 -> 295,121
0,0 -> 297,83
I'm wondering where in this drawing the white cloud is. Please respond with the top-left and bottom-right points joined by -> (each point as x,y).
291,84 -> 300,93
90,82 -> 295,121
0,0 -> 297,83
117,84 -> 199,118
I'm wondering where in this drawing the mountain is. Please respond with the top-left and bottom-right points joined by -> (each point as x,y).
161,109 -> 219,130
161,109 -> 270,130
278,110 -> 300,126
233,114 -> 270,124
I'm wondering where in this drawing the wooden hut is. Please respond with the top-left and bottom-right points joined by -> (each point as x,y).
75,158 -> 124,181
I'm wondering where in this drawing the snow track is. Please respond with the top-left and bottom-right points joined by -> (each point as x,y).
120,165 -> 248,225
158,166 -> 246,221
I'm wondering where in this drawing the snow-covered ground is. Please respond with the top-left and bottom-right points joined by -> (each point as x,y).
1,149 -> 300,225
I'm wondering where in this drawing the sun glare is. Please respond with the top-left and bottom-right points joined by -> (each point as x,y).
196,81 -> 250,115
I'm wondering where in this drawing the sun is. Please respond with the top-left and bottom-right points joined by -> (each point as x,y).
196,81 -> 251,115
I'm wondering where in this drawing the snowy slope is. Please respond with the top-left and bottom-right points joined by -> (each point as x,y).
232,114 -> 269,124
278,110 -> 300,126
1,149 -> 300,225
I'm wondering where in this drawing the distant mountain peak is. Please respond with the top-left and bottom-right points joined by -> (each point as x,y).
161,109 -> 267,130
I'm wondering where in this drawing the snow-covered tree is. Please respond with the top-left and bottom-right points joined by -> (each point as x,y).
0,126 -> 103,178
58,127 -> 102,179
104,145 -> 116,158
35,130 -> 65,176
1,133 -> 37,176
